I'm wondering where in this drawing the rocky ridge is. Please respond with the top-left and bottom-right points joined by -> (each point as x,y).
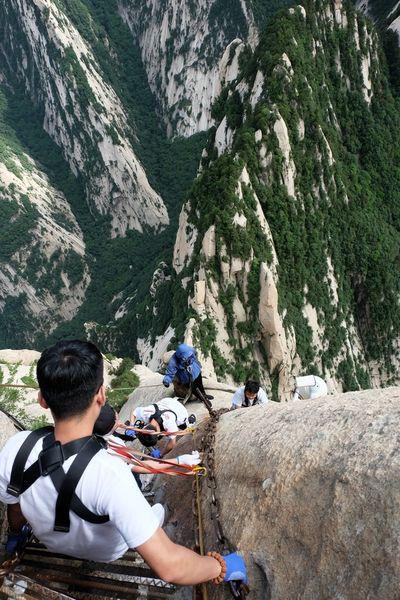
118,0 -> 258,137
0,141 -> 89,344
0,0 -> 168,237
151,0 -> 400,399
157,386 -> 400,599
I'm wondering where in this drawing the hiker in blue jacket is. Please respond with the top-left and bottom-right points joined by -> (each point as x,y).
163,344 -> 213,403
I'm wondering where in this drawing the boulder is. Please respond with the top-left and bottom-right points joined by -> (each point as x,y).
158,387 -> 400,599
0,350 -> 41,366
0,411 -> 20,451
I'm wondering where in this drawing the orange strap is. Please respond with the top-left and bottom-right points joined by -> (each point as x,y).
107,440 -> 205,477
116,422 -> 194,437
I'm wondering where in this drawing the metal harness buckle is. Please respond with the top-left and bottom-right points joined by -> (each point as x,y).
38,441 -> 64,476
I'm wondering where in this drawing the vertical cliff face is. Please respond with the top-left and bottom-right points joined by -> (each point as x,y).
356,0 -> 400,31
0,0 -> 168,236
158,0 -> 400,398
118,0 -> 258,137
0,0 -> 179,345
0,84 -> 89,344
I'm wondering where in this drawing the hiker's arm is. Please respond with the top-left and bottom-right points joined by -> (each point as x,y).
132,452 -> 200,474
136,527 -> 221,584
7,503 -> 26,533
163,356 -> 178,387
230,388 -> 242,410
131,458 -> 178,474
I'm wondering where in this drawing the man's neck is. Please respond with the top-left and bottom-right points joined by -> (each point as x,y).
54,416 -> 94,445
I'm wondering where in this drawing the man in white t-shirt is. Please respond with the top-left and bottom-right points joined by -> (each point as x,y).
130,398 -> 194,457
231,380 -> 268,409
0,340 -> 246,586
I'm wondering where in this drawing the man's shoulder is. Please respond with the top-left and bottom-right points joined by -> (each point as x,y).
84,446 -> 133,484
162,397 -> 187,415
234,386 -> 245,396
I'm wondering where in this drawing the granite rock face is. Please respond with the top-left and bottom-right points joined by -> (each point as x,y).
158,387 -> 400,599
0,412 -> 19,451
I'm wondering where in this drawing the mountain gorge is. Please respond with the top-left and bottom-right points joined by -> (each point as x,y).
143,0 -> 400,399
0,0 -> 399,399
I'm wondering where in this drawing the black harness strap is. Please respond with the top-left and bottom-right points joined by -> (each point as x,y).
53,436 -> 108,532
49,465 -> 109,527
150,404 -> 179,432
7,428 -> 109,532
19,435 -> 91,493
7,427 -> 53,497
242,395 -> 260,408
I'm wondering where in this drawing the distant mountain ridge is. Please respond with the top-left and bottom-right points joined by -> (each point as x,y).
127,0 -> 400,398
0,0 -> 399,399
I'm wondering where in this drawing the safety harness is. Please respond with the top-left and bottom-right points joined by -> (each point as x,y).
149,404 -> 180,431
7,427 -> 109,533
242,395 -> 260,408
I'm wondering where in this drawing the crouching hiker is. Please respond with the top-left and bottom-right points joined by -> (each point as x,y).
0,340 -> 246,587
231,380 -> 268,410
163,343 -> 213,404
93,403 -> 201,492
129,396 -> 196,458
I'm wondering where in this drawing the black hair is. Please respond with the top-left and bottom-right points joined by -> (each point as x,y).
94,403 -> 117,436
137,424 -> 158,447
36,340 -> 104,420
244,380 -> 260,395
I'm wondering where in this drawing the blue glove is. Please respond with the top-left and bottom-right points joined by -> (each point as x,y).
6,524 -> 31,556
223,553 -> 247,583
150,448 -> 162,458
163,379 -> 170,388
125,429 -> 136,438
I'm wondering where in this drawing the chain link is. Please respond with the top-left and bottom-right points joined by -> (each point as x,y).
192,393 -> 249,600
0,553 -> 22,578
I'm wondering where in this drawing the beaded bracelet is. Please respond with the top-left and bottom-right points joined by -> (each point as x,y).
207,551 -> 227,584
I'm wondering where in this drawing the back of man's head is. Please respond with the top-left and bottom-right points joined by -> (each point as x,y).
37,340 -> 103,420
244,380 -> 260,395
93,403 -> 117,436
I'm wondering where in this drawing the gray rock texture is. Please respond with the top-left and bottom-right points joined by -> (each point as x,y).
0,411 -> 19,451
158,387 -> 400,599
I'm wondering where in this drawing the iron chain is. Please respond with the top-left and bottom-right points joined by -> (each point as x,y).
192,394 -> 249,600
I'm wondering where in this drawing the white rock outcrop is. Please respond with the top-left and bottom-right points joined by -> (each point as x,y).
118,0 -> 257,137
173,203 -> 197,274
273,112 -> 296,197
2,0 -> 168,237
0,152 -> 89,334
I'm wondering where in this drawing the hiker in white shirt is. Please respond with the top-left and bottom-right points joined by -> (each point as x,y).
231,380 -> 268,409
130,397 -> 195,457
0,340 -> 246,586
93,402 -> 201,488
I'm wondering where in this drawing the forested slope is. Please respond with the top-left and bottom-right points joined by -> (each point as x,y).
136,0 -> 400,397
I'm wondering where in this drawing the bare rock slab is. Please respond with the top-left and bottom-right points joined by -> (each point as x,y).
163,387 -> 400,599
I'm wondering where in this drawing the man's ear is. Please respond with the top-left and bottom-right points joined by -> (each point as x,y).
94,384 -> 106,408
38,391 -> 48,410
